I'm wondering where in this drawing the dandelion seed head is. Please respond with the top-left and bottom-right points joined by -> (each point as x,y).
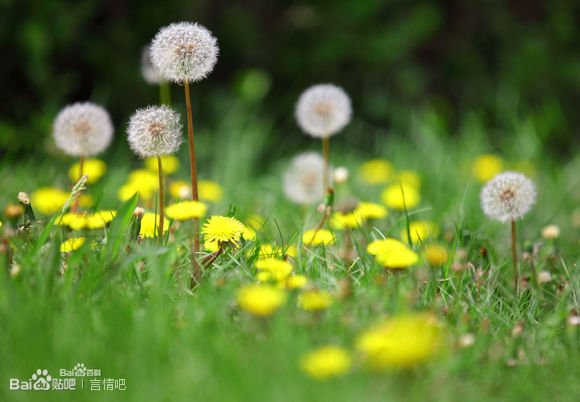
150,22 -> 219,83
295,84 -> 352,138
283,152 -> 329,204
127,105 -> 182,158
53,102 -> 113,157
480,171 -> 536,223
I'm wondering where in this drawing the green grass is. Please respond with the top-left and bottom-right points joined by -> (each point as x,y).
0,106 -> 579,402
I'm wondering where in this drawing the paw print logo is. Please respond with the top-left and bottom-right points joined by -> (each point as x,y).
31,369 -> 52,391
73,363 -> 87,377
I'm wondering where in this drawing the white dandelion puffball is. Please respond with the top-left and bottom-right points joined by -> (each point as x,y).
127,105 -> 183,158
283,152 -> 330,204
150,22 -> 219,83
480,171 -> 536,223
141,46 -> 162,84
53,102 -> 113,157
295,84 -> 352,138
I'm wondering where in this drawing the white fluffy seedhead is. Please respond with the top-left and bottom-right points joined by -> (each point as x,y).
295,84 -> 352,138
480,171 -> 536,223
53,102 -> 114,157
150,22 -> 219,83
283,152 -> 330,204
127,105 -> 183,158
141,46 -> 162,84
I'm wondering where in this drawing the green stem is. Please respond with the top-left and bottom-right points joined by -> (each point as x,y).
157,155 -> 165,244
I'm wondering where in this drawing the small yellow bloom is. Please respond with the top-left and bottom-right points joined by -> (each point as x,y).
58,210 -> 116,230
242,226 -> 256,241
202,215 -> 245,244
118,183 -> 154,202
381,184 -> 420,210
237,284 -> 286,317
356,313 -> 443,370
32,187 -> 69,215
403,221 -> 440,244
0,220 -> 2,229
255,258 -> 293,281
298,290 -> 333,311
59,237 -> 85,253
140,212 -> 170,238
69,159 -> 107,184
359,159 -> 394,184
330,211 -> 364,229
128,169 -> 159,189
284,274 -> 308,290
144,155 -> 179,175
375,247 -> 419,269
355,202 -> 387,220
395,170 -> 421,189
169,180 -> 191,199
472,154 -> 503,183
166,201 -> 207,220
423,243 -> 450,267
303,229 -> 335,246
367,238 -> 408,255
199,181 -> 224,202
301,346 -> 351,380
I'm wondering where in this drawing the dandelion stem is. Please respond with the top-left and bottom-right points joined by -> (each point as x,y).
184,81 -> 201,286
511,219 -> 518,294
322,136 -> 330,192
157,155 -> 165,244
72,155 -> 84,213
160,81 -> 171,106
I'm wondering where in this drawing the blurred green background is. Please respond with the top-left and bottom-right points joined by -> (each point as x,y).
1,0 -> 579,158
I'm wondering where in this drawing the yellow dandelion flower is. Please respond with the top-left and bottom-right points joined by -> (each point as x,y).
355,202 -> 387,220
284,244 -> 298,258
330,211 -> 365,229
202,215 -> 245,244
284,274 -> 308,290
403,221 -> 440,244
301,346 -> 351,380
204,239 -> 219,252
128,169 -> 159,189
381,184 -> 420,210
298,290 -> 333,311
237,284 -> 286,317
144,155 -> 179,175
394,170 -> 421,189
242,226 -> 256,241
59,237 -> 85,253
367,238 -> 408,255
255,258 -> 293,281
256,271 -> 273,282
303,229 -> 335,246
118,183 -> 154,202
472,154 -> 504,183
356,313 -> 443,370
199,180 -> 223,202
32,187 -> 69,215
359,159 -> 394,184
140,212 -> 170,238
68,158 -> 107,184
0,220 -> 3,229
169,180 -> 191,199
375,247 -> 419,269
423,243 -> 450,267
166,201 -> 207,220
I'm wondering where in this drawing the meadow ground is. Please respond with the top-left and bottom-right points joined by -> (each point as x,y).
0,105 -> 579,402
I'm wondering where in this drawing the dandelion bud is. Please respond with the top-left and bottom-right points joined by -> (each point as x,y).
295,84 -> 352,138
333,166 -> 349,184
283,152 -> 329,205
53,102 -> 114,157
17,192 -> 30,205
133,207 -> 145,218
150,22 -> 219,83
541,224 -> 560,240
127,105 -> 183,158
480,171 -> 536,223
538,271 -> 552,283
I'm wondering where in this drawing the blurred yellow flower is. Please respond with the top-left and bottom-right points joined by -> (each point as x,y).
255,258 -> 293,281
303,229 -> 335,246
298,290 -> 333,311
472,154 -> 503,183
242,226 -> 256,241
367,238 -> 408,255
199,181 -> 223,202
395,170 -> 421,189
68,158 -> 107,184
359,159 -> 394,184
60,237 -> 85,253
423,243 -> 450,267
144,155 -> 179,175
246,214 -> 266,230
237,284 -> 286,317
169,180 -> 191,199
128,169 -> 159,189
32,187 -> 69,215
301,346 -> 351,380
202,215 -> 245,244
284,274 -> 308,289
330,211 -> 364,229
403,221 -> 440,244
355,202 -> 387,220
375,247 -> 418,269
356,313 -> 443,370
118,183 -> 154,202
381,184 -> 420,210
166,201 -> 207,220
58,210 -> 116,230
0,220 -> 2,229
140,212 -> 170,238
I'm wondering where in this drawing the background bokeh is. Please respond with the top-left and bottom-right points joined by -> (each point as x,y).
1,0 -> 579,158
